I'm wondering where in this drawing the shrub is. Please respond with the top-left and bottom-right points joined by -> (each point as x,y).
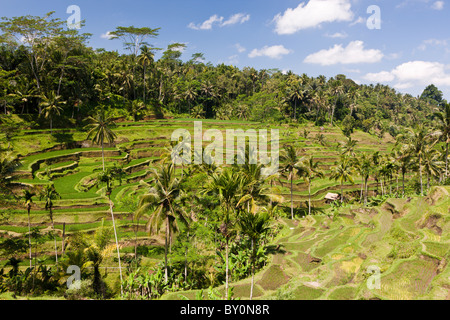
65,279 -> 95,300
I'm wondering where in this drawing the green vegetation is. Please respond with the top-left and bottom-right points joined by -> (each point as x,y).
0,11 -> 449,301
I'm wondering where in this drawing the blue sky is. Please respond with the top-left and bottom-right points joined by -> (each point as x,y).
2,0 -> 450,99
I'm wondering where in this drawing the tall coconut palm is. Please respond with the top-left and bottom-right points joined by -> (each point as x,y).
202,168 -> 243,299
397,126 -> 437,196
39,184 -> 61,264
352,153 -> 372,205
422,146 -> 444,190
328,79 -> 344,126
299,156 -> 324,215
235,148 -> 283,214
0,155 -> 20,196
279,145 -> 302,219
237,211 -> 271,300
434,103 -> 450,177
137,45 -> 155,104
39,91 -> 65,135
394,147 -> 412,196
330,156 -> 354,203
23,189 -> 35,268
95,167 -> 124,295
340,136 -> 358,157
136,163 -> 188,284
84,110 -> 117,171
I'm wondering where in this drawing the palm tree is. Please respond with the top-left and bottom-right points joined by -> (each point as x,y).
183,81 -> 198,115
136,163 -> 188,284
235,148 -> 283,214
137,45 -> 155,104
73,223 -> 115,297
237,211 -> 271,300
397,126 -> 437,196
84,110 -> 117,171
330,156 -> 354,203
299,156 -> 324,215
202,168 -> 243,299
39,91 -> 65,135
328,79 -> 344,126
39,184 -> 61,264
394,147 -> 412,196
434,103 -> 450,177
422,146 -> 444,190
95,167 -> 124,295
340,136 -> 358,157
0,155 -> 20,195
23,189 -> 35,268
279,145 -> 302,219
352,153 -> 372,205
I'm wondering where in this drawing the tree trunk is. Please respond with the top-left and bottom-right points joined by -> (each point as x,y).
290,173 -> 294,219
27,206 -> 32,269
360,175 -> 364,203
164,215 -> 169,284
364,177 -> 368,206
308,181 -> 312,215
62,222 -> 66,256
101,140 -> 105,171
143,64 -> 146,104
50,211 -> 58,265
225,237 -> 229,300
402,171 -> 405,196
109,197 -> 123,296
250,238 -> 255,300
446,142 -> 449,178
134,217 -> 138,270
419,157 -> 423,196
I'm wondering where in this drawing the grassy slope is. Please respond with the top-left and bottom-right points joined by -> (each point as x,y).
2,119 -> 448,300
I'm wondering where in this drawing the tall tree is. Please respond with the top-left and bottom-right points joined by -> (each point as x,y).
84,110 -> 117,171
237,211 -> 271,300
330,156 -> 354,203
39,184 -> 61,264
136,163 -> 187,284
23,189 -> 35,268
109,26 -> 160,100
0,12 -> 64,110
434,103 -> 450,178
202,168 -> 243,299
137,45 -> 156,104
397,126 -> 437,196
39,90 -> 65,134
95,166 -> 125,295
299,156 -> 324,215
279,145 -> 303,219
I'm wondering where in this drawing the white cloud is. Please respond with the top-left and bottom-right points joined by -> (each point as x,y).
304,40 -> 384,66
392,61 -> 450,86
363,71 -> 396,82
325,32 -> 348,38
431,1 -> 444,10
235,43 -> 246,53
188,13 -> 250,30
222,13 -> 250,26
100,31 -> 114,39
188,15 -> 223,30
248,45 -> 292,59
273,0 -> 354,35
418,38 -> 448,50
362,61 -> 450,89
349,16 -> 365,26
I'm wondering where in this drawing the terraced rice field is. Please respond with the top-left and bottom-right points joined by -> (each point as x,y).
163,186 -> 450,300
4,118 -> 446,300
